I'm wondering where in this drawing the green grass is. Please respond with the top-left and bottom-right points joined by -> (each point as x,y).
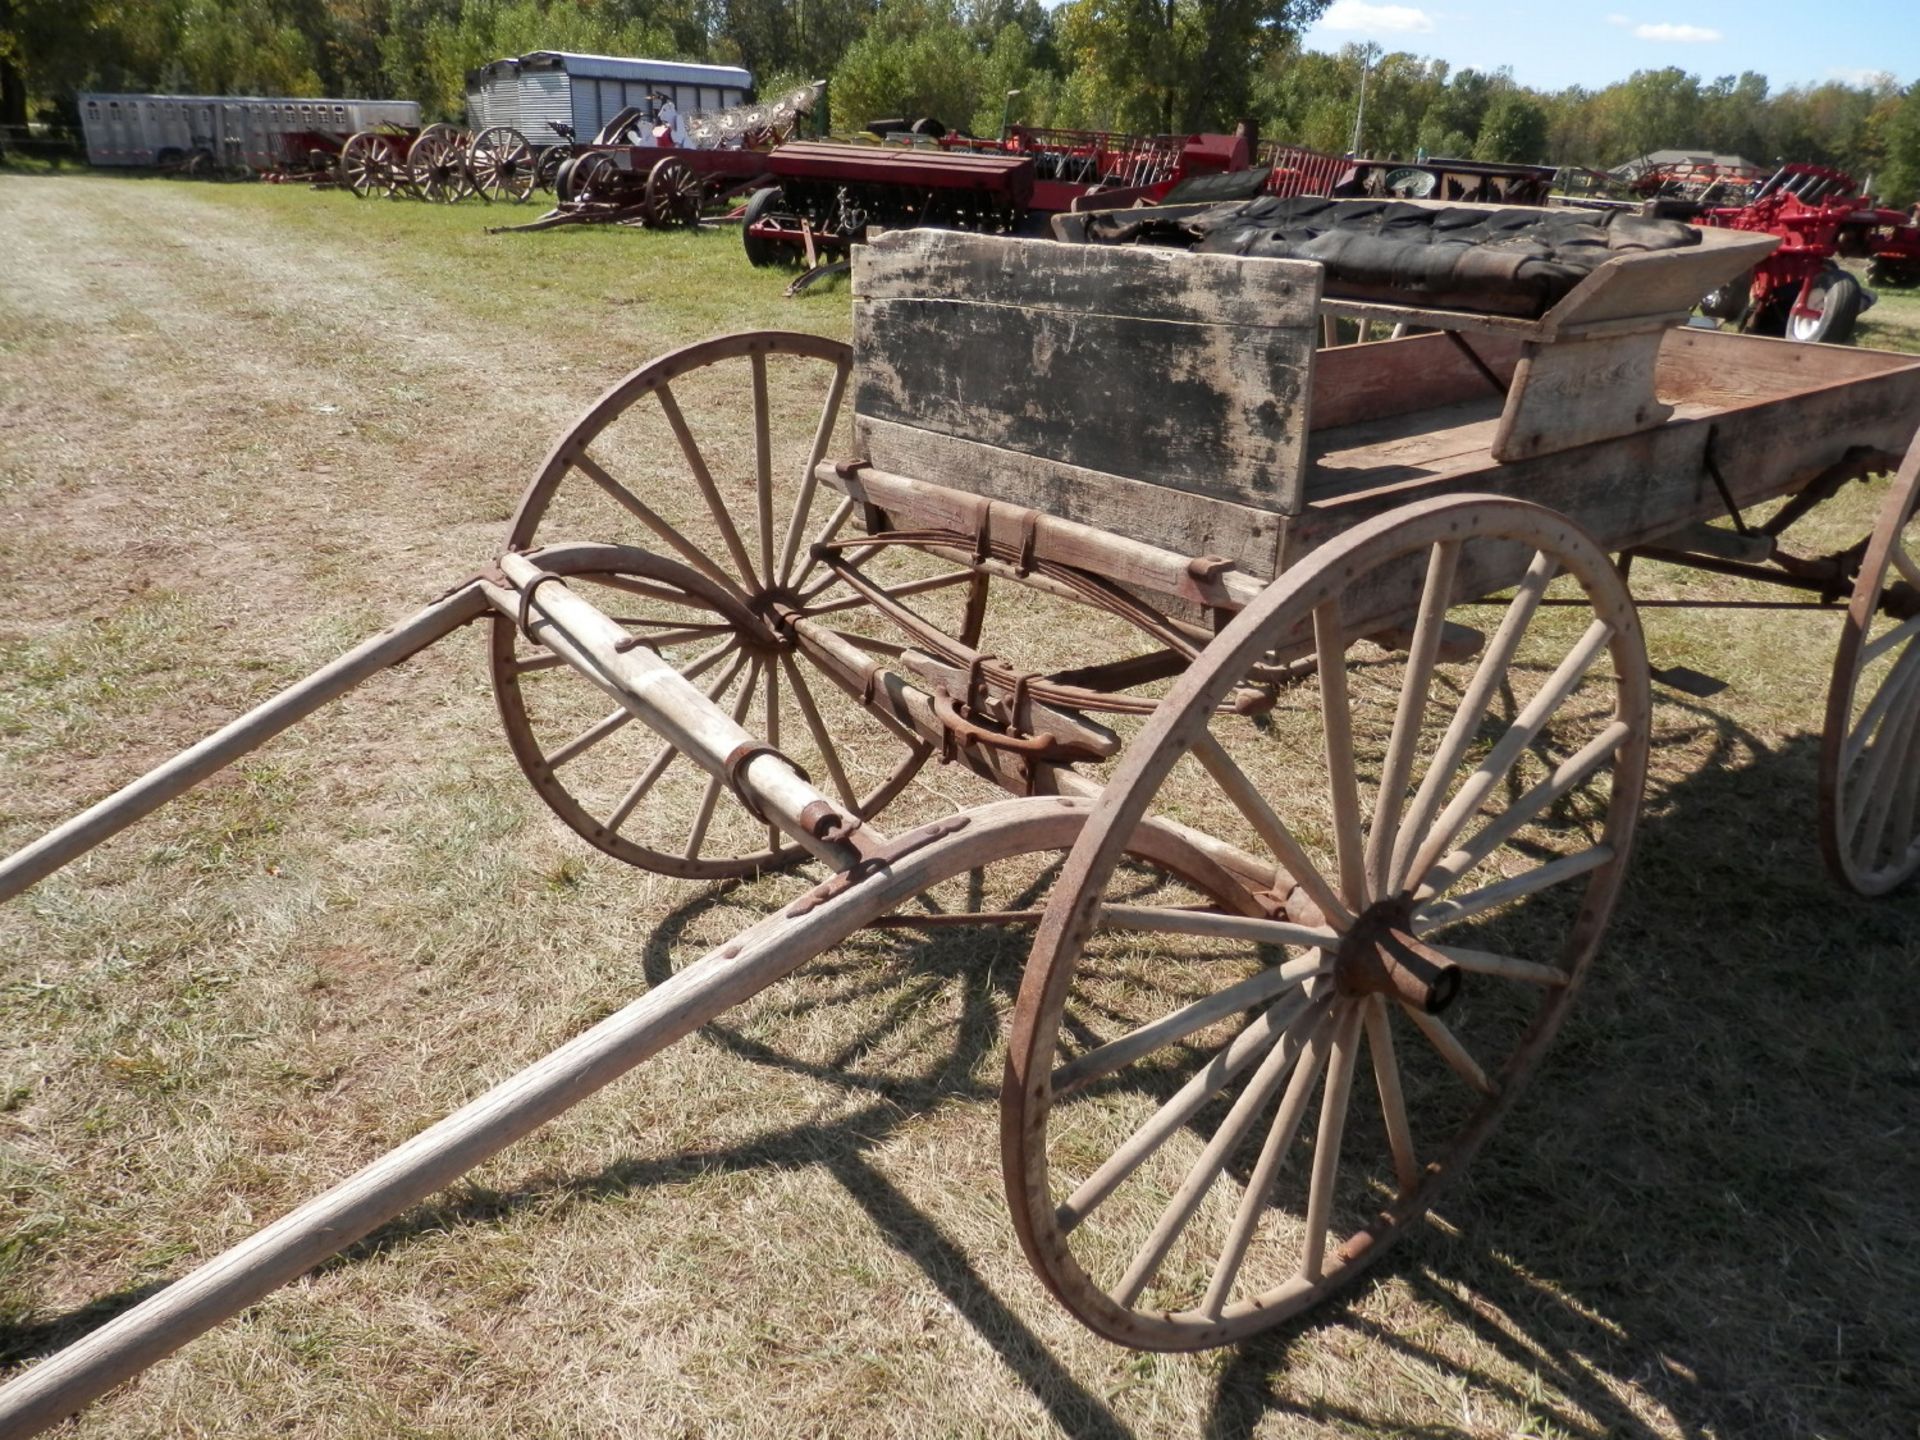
1,170 -> 1918,1439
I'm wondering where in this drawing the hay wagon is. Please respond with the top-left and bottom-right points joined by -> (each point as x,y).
5,210 -> 1920,1431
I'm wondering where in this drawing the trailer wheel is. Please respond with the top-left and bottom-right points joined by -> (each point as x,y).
534,145 -> 568,194
645,155 -> 702,227
470,125 -> 536,204
1786,267 -> 1863,344
495,332 -> 972,879
154,146 -> 184,173
1698,280 -> 1749,325
1820,433 -> 1920,893
1004,493 -> 1649,1349
558,150 -> 615,204
741,186 -> 786,267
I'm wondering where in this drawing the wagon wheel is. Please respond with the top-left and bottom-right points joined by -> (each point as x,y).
561,150 -> 617,205
1004,493 -> 1650,1349
495,332 -> 981,879
408,131 -> 467,204
470,125 -> 536,203
338,130 -> 392,198
1820,436 -> 1920,893
645,155 -> 703,227
534,144 -> 568,193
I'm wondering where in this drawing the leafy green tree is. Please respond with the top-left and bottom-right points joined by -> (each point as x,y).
1472,89 -> 1546,162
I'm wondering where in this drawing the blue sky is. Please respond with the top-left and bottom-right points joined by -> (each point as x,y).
1299,1 -> 1919,92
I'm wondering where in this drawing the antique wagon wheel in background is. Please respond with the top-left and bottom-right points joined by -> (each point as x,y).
557,150 -> 617,205
469,125 -> 537,203
1820,433 -> 1920,894
408,129 -> 473,204
645,155 -> 703,227
337,130 -> 396,198
1004,493 -> 1651,1349
495,332 -> 973,879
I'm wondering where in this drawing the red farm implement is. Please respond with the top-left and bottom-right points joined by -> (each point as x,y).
1697,163 -> 1920,342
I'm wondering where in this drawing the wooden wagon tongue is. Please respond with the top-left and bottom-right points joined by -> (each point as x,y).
0,548 -> 928,1435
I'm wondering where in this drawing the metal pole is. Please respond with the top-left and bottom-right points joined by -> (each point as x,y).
0,585 -> 490,905
1349,44 -> 1376,157
1000,89 -> 1022,144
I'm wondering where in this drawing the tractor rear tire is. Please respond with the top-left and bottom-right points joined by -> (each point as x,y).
1787,268 -> 1863,345
741,185 -> 786,267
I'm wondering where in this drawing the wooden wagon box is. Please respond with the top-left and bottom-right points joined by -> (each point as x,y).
847,227 -> 1920,619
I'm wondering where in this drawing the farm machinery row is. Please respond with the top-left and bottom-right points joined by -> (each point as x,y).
1689,163 -> 1920,343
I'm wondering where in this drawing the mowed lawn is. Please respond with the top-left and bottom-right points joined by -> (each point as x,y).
2,170 -> 1918,1438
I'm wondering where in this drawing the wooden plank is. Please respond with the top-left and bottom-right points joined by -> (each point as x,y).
1491,327 -> 1674,461
856,228 -> 1321,329
818,449 -> 1276,604
1656,325 -> 1920,405
1310,330 -> 1523,433
852,230 -> 1321,514
1539,228 -> 1777,334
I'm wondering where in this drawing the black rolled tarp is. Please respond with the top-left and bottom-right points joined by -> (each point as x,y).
1077,196 -> 1701,317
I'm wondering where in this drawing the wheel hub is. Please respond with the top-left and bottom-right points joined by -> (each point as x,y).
1332,898 -> 1460,1014
746,587 -> 802,653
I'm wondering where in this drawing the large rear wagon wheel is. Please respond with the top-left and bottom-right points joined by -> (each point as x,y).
494,332 -> 976,880
470,125 -> 536,204
1004,494 -> 1650,1348
338,130 -> 393,198
1820,436 -> 1920,893
645,155 -> 703,227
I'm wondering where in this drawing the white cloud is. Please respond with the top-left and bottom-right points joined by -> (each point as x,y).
1605,12 -> 1633,24
1634,22 -> 1723,41
1827,66 -> 1892,86
1319,1 -> 1437,34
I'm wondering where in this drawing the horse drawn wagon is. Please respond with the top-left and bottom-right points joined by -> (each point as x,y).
4,204 -> 1920,1429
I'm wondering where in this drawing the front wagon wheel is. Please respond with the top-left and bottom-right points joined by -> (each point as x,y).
1003,494 -> 1650,1349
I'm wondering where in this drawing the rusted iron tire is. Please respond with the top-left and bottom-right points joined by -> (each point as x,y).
494,333 -> 970,879
470,125 -> 536,204
1003,493 -> 1650,1350
645,154 -> 702,227
1820,434 -> 1920,893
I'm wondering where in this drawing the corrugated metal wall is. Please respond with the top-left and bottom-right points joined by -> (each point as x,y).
79,94 -> 420,168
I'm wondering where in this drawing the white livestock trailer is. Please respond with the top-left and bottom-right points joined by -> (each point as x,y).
77,93 -> 420,173
464,52 -> 753,151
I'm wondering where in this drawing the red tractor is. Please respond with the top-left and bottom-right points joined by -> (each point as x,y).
1697,163 -> 1920,343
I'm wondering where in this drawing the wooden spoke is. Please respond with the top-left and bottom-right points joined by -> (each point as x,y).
1299,1002 -> 1365,1281
653,381 -> 758,587
620,622 -> 734,650
1112,1003 -> 1329,1306
1853,688 -> 1920,862
505,651 -> 569,676
682,660 -> 761,862
565,571 -> 714,611
1094,905 -> 1340,951
763,661 -> 781,852
1190,731 -> 1353,928
1401,1002 -> 1496,1096
752,350 -> 774,584
1432,943 -> 1568,987
570,452 -> 750,605
1051,959 -> 1325,1098
1362,996 -> 1419,1194
1415,719 -> 1630,899
779,655 -> 858,809
1312,600 -> 1368,910
1056,995 -> 1326,1233
1893,536 -> 1920,590
1388,550 -> 1558,894
546,706 -> 633,769
607,647 -> 747,834
1841,645 -> 1920,773
798,568 -> 976,619
1200,1016 -> 1336,1316
790,496 -> 859,592
1861,611 -> 1920,668
1403,618 -> 1615,889
1415,844 -> 1614,931
777,355 -> 852,585
1366,540 -> 1461,899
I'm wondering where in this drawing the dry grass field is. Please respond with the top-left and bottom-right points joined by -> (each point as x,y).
2,171 -> 1919,1438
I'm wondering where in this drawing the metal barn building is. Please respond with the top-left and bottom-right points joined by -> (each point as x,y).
78,94 -> 420,169
465,53 -> 753,145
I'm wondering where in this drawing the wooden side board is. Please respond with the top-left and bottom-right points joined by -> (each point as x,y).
851,230 -> 1324,521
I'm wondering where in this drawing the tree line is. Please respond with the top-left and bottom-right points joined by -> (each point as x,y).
4,0 -> 1918,200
